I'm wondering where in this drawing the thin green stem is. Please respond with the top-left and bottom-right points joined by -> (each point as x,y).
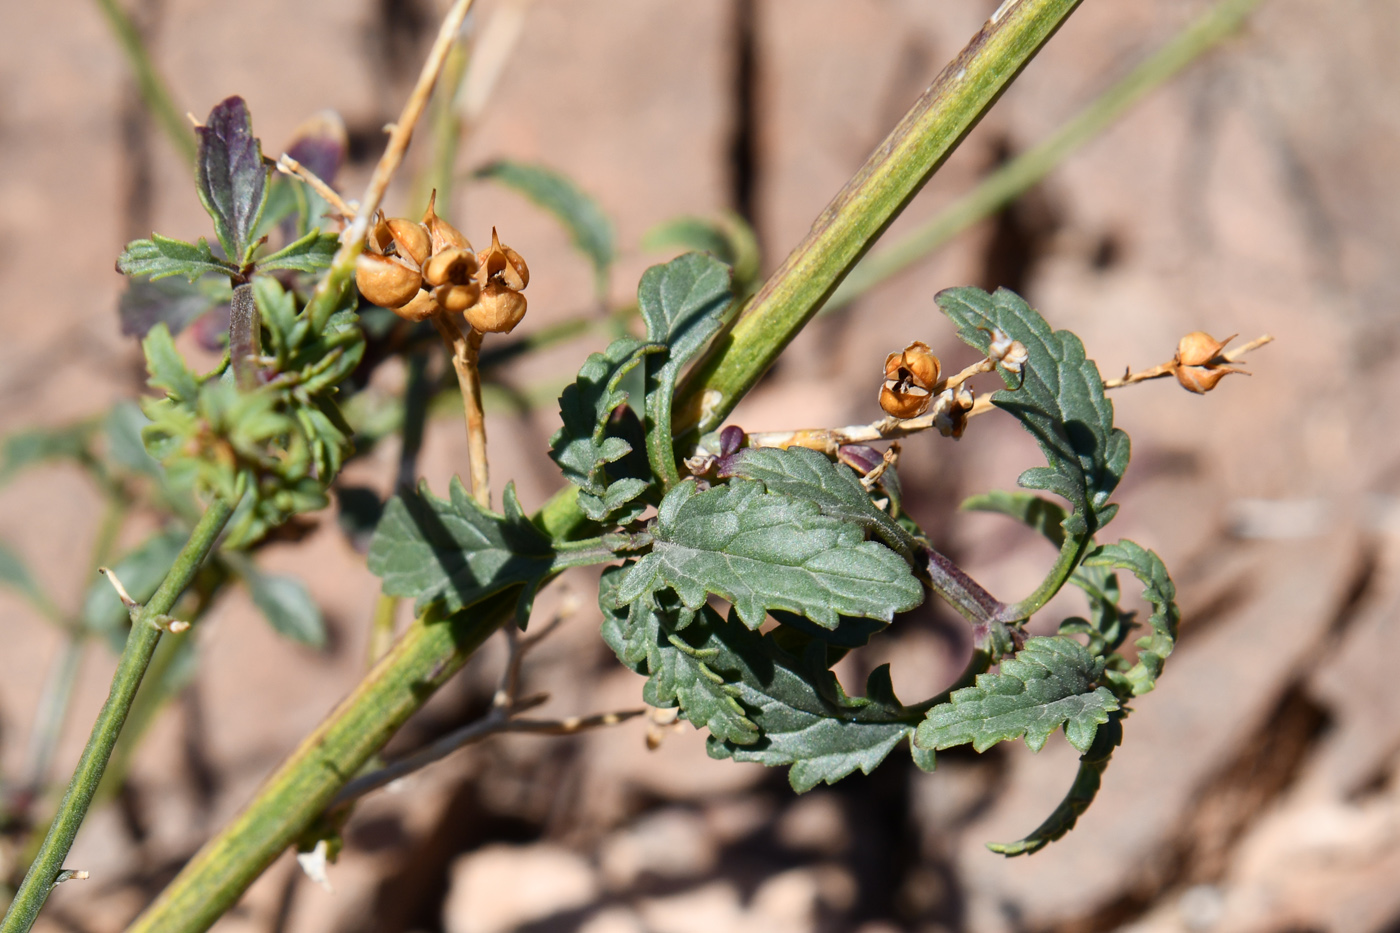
0,497 -> 234,933
412,42 -> 471,214
674,0 -> 1084,439
91,0 -> 196,165
1010,533 -> 1091,621
824,0 -> 1265,314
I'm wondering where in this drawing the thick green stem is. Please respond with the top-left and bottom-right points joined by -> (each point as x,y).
125,597 -> 507,933
91,0 -> 197,165
674,0 -> 1084,439
126,5 -> 1088,929
824,0 -> 1266,313
1,497 -> 234,933
1010,532 -> 1091,621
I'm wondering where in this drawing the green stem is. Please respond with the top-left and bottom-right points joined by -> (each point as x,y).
91,0 -> 196,165
125,598 -> 507,933
1,497 -> 234,933
824,0 -> 1265,314
1010,533 -> 1091,621
674,0 -> 1084,439
413,42 -> 471,213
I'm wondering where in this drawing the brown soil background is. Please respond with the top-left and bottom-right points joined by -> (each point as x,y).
3,1 -> 1400,931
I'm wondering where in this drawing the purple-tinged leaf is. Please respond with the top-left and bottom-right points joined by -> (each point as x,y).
196,96 -> 269,265
285,110 -> 347,187
118,276 -> 223,338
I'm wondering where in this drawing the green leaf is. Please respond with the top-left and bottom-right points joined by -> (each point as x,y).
475,160 -> 615,293
1083,540 -> 1178,697
255,229 -> 339,274
118,275 -> 226,338
699,609 -> 929,791
0,423 -> 94,485
617,479 -> 923,629
642,212 -> 760,294
720,445 -> 915,557
242,567 -> 327,648
989,711 -> 1122,856
937,287 -> 1129,538
599,567 -> 759,745
916,636 -> 1119,754
196,96 -> 269,264
0,541 -> 49,613
117,234 -> 237,283
142,324 -> 200,403
962,489 -> 1068,548
637,253 -> 733,487
548,336 -> 663,521
81,528 -> 188,647
367,479 -> 558,626
104,403 -> 163,478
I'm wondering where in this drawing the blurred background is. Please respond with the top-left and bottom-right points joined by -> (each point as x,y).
2,0 -> 1398,931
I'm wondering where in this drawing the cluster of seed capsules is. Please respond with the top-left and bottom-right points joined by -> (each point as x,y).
354,194 -> 530,334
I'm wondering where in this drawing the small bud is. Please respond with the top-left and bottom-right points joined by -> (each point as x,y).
423,247 -> 479,289
718,425 -> 745,457
393,289 -> 441,322
421,190 -> 472,254
356,253 -> 423,309
478,228 -> 529,290
1173,331 -> 1245,394
434,282 -> 482,314
879,341 -> 941,419
384,218 -> 431,267
465,283 -> 528,333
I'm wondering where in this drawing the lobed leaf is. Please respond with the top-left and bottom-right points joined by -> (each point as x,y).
638,253 -> 733,487
142,324 -> 200,403
642,212 -> 761,294
616,479 -> 923,629
254,229 -> 339,274
916,635 -> 1118,754
937,287 -> 1128,538
1083,540 -> 1178,696
117,235 -> 237,283
367,479 -> 557,626
475,160 -> 615,293
196,96 -> 269,264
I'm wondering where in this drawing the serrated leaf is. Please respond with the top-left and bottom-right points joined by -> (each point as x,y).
242,568 -> 327,648
990,711 -> 1123,856
642,212 -> 760,293
599,567 -> 759,745
1083,540 -> 1178,696
637,253 -> 733,488
937,287 -> 1129,537
962,489 -> 1068,548
549,336 -> 662,518
118,275 -> 225,338
196,96 -> 269,263
701,610 -> 928,791
142,324 -> 200,403
367,479 -> 557,626
720,446 -> 914,557
117,234 -> 237,283
475,160 -> 614,294
104,403 -> 163,478
255,229 -> 339,274
617,479 -> 923,629
916,636 -> 1118,754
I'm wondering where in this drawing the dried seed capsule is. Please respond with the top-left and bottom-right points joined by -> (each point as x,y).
879,341 -> 941,419
1175,331 -> 1234,367
433,282 -> 482,314
466,283 -> 528,334
421,191 -> 472,254
356,252 -> 422,309
394,289 -> 441,322
477,227 -> 529,290
1173,331 -> 1245,393
385,218 -> 431,267
423,247 -> 479,289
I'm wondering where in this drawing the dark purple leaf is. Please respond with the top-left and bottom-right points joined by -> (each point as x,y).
118,276 -> 220,338
719,425 -> 744,456
285,110 -> 347,186
196,96 -> 269,264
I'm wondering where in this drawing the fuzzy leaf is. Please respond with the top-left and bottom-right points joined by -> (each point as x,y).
367,479 -> 557,626
616,479 -> 923,629
599,567 -> 760,745
549,337 -> 662,520
1083,540 -> 1178,696
142,324 -> 200,403
916,636 -> 1118,754
118,275 -> 226,338
117,235 -> 236,283
937,287 -> 1128,538
242,567 -> 326,648
720,446 -> 915,557
255,229 -> 339,274
642,212 -> 760,293
196,96 -> 269,263
638,253 -> 733,487
476,160 -> 614,293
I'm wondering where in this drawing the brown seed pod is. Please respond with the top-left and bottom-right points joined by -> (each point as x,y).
355,252 -> 423,309
385,218 -> 431,267
878,341 -> 941,419
434,282 -> 482,314
466,283 -> 528,334
393,289 -> 441,323
1176,331 -> 1234,367
477,227 -> 529,291
423,247 -> 479,289
421,190 -> 472,254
